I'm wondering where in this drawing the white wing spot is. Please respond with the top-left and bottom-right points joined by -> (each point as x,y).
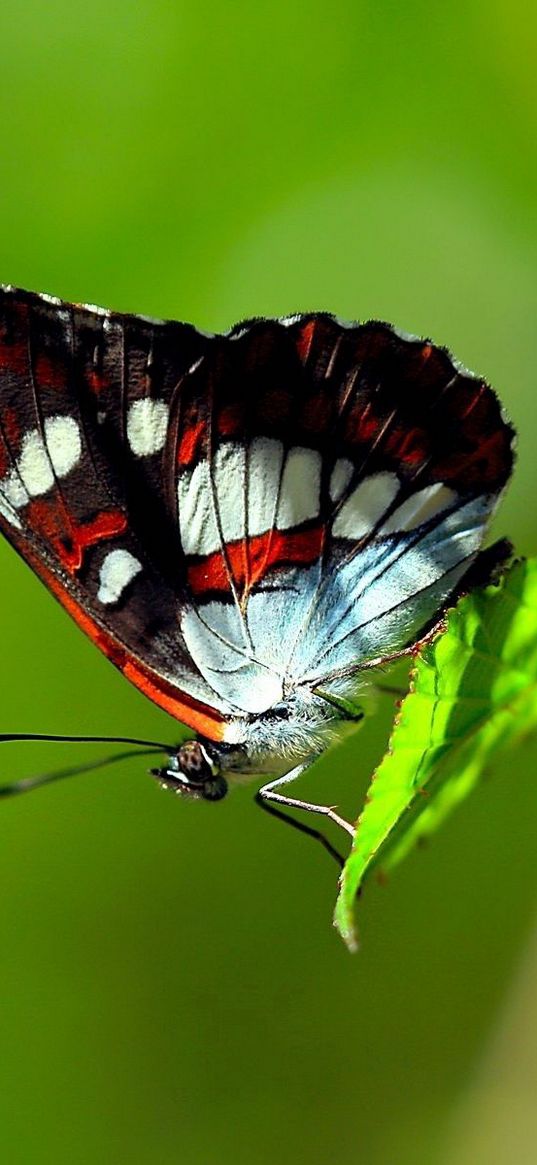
329,457 -> 354,502
277,447 -> 322,529
380,484 -> 458,534
177,438 -> 287,555
97,549 -> 143,605
247,438 -> 284,536
214,443 -> 246,543
178,461 -> 221,556
16,415 -> 82,498
127,398 -> 169,457
44,415 -> 82,477
332,472 -> 400,540
18,431 -> 55,496
2,470 -> 29,509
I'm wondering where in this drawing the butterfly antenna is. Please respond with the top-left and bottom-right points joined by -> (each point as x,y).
0,732 -> 174,749
0,735 -> 173,798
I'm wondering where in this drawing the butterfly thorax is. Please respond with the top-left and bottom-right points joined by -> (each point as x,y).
221,688 -> 344,770
153,689 -> 346,800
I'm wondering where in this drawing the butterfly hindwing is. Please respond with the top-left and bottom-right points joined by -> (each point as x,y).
170,315 -> 513,704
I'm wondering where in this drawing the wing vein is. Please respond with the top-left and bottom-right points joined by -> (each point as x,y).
206,372 -> 254,653
25,307 -> 77,541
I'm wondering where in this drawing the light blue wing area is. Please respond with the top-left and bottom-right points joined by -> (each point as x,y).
180,564 -> 321,714
286,495 -> 493,685
179,494 -> 493,713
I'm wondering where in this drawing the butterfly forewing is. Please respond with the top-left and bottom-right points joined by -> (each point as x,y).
0,287 -> 230,737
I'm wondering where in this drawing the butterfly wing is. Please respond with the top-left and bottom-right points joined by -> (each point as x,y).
0,289 -> 514,732
171,314 -> 514,705
0,286 -> 230,738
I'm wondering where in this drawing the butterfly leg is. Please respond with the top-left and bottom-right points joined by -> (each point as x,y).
256,797 -> 345,867
256,760 -> 355,838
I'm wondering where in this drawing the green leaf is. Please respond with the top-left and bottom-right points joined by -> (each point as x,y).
334,558 -> 537,951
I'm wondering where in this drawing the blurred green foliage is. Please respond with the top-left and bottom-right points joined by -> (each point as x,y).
0,3 -> 536,1163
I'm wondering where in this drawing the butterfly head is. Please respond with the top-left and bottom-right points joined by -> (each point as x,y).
150,692 -> 341,802
152,739 -> 228,802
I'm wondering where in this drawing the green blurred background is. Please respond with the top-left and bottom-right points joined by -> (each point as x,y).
0,3 -> 536,1162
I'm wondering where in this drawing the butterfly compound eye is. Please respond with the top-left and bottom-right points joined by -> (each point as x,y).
151,740 -> 228,801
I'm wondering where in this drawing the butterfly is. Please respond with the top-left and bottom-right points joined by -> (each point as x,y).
0,286 -> 514,833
